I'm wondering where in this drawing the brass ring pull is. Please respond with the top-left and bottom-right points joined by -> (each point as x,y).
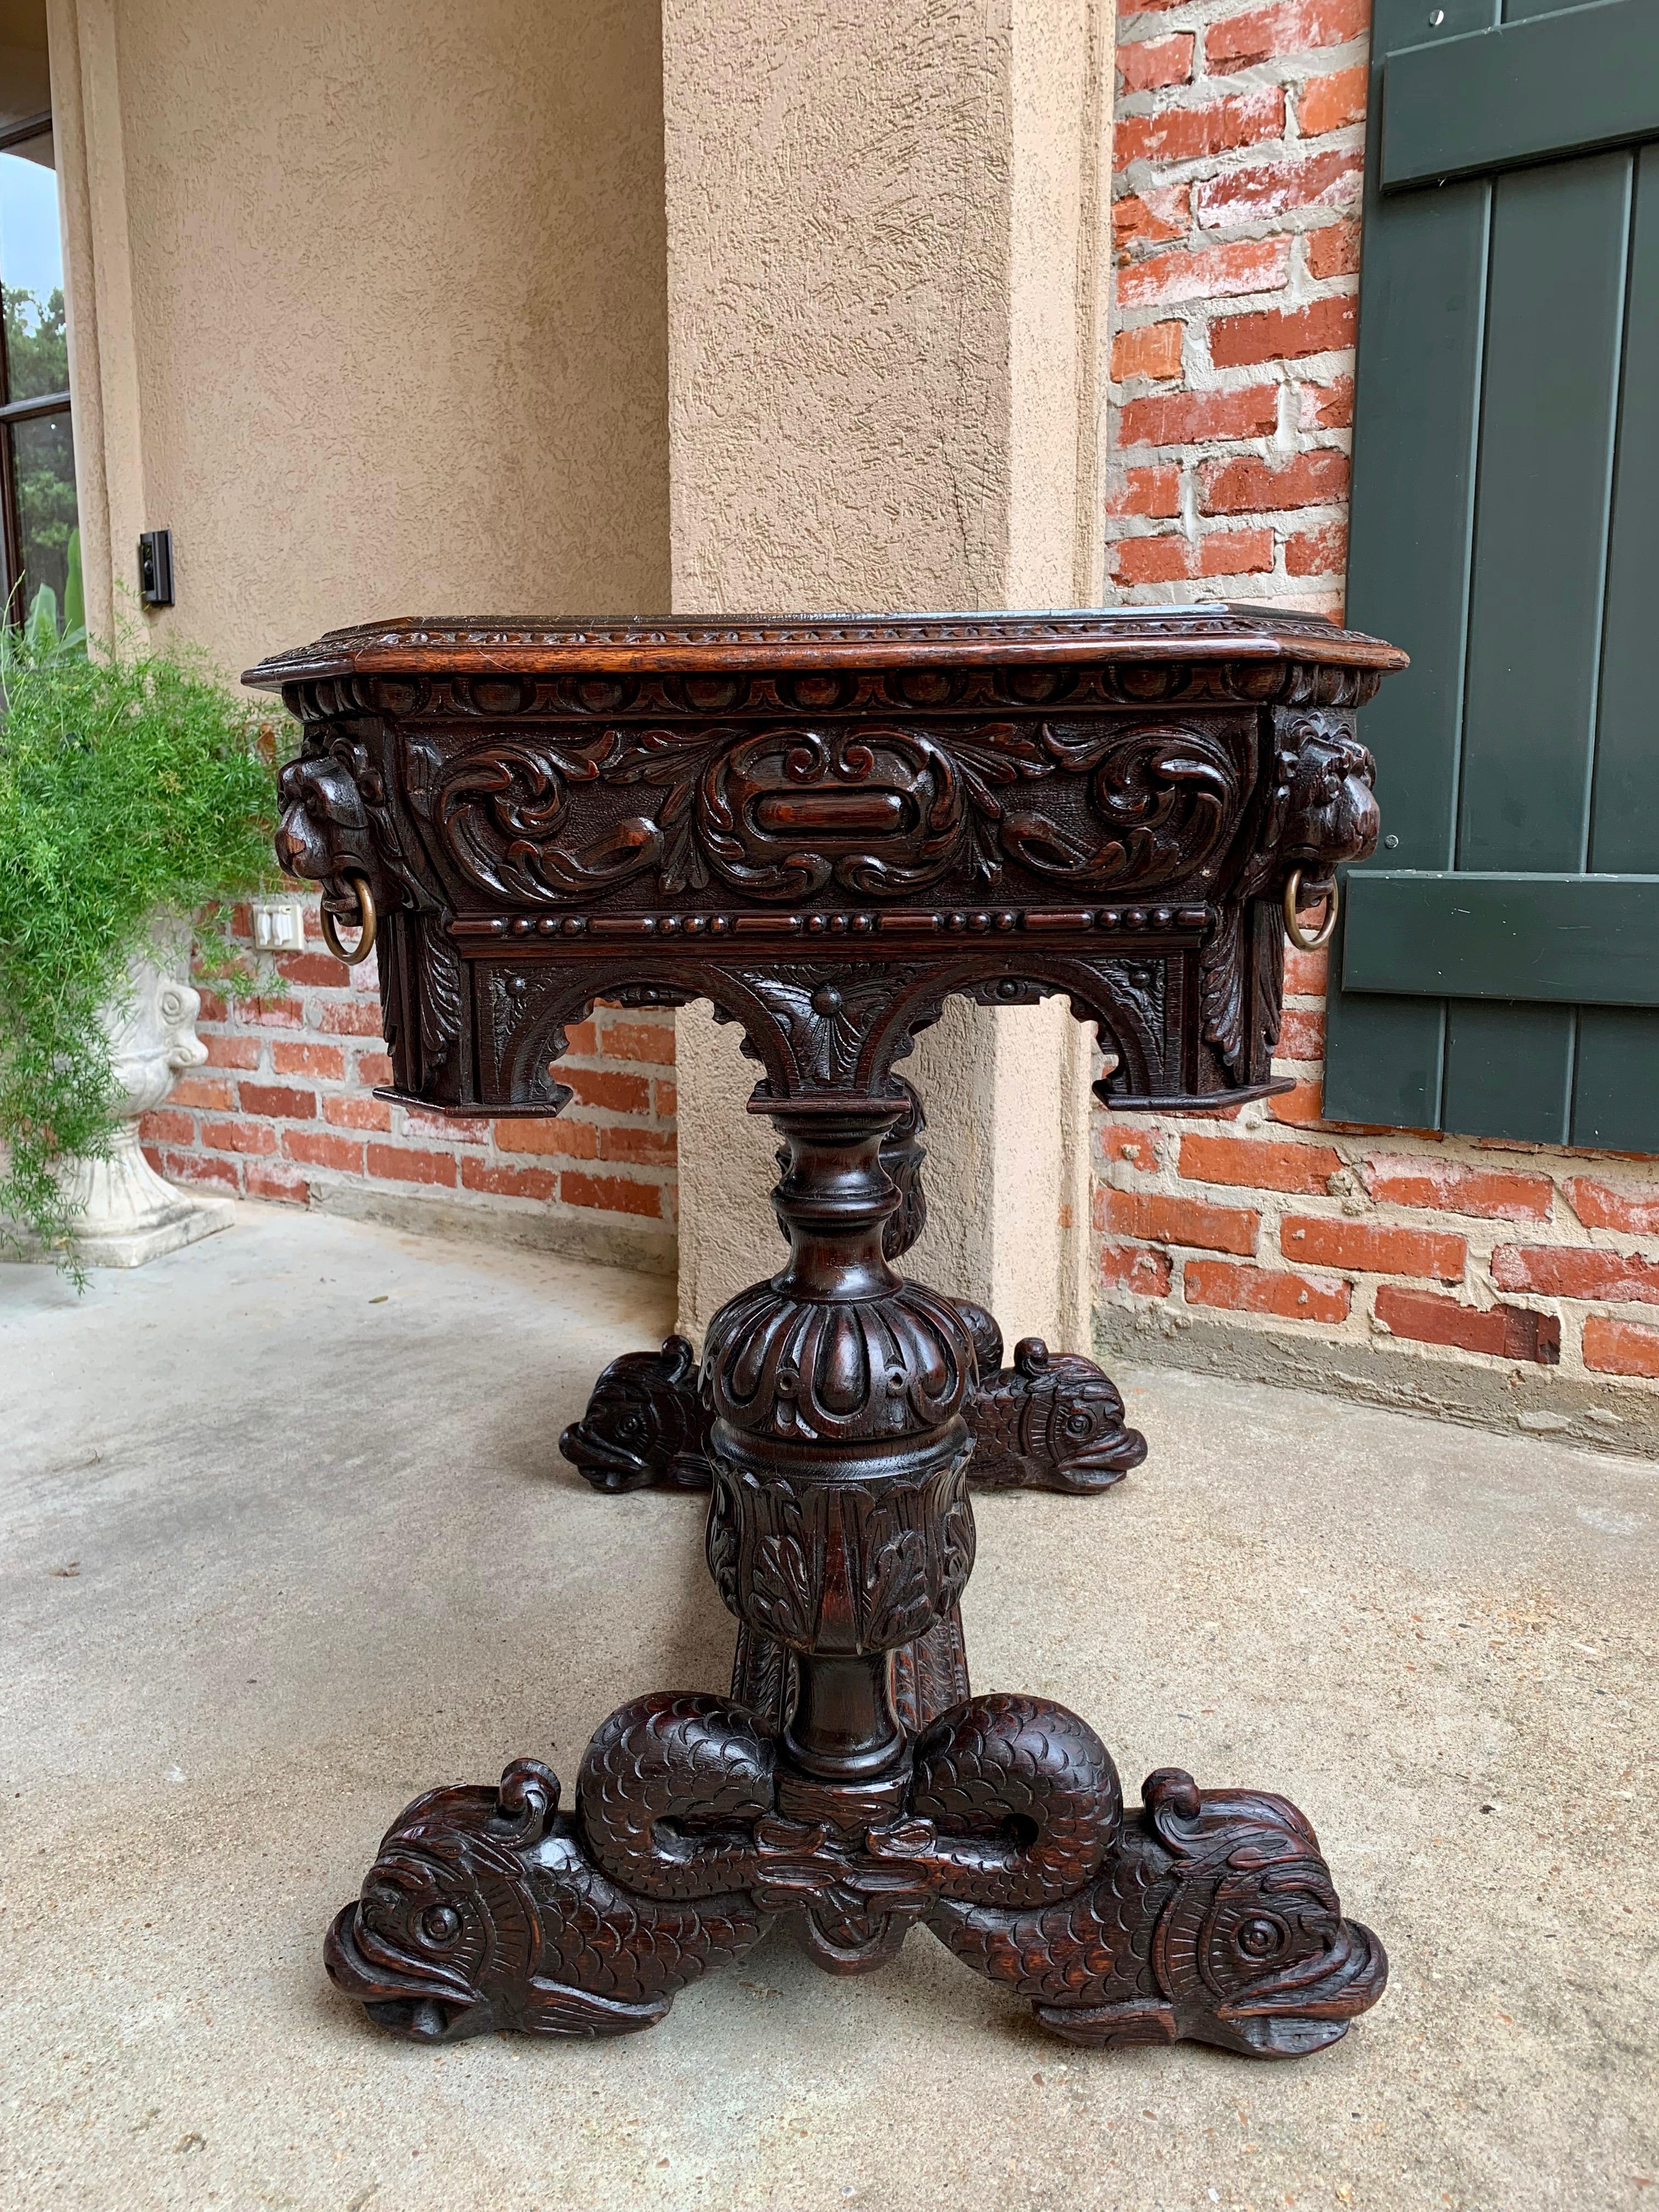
319,872 -> 377,964
1283,867 -> 1338,953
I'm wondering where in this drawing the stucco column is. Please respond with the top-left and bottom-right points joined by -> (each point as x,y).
662,0 -> 1113,1350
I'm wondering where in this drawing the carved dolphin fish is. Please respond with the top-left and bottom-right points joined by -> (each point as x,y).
923,1757 -> 1387,2058
326,1714 -> 781,2041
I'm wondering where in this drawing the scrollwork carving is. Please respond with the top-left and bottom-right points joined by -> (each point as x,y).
1001,720 -> 1247,891
433,740 -> 658,901
701,725 -> 964,898
413,716 -> 1255,911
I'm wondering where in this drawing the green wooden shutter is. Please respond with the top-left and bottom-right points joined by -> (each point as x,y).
1327,0 -> 1659,1148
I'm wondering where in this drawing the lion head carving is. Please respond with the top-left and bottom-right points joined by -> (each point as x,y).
1279,728 -> 1380,889
275,748 -> 377,894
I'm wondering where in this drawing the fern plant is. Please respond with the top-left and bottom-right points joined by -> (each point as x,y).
0,578 -> 278,1269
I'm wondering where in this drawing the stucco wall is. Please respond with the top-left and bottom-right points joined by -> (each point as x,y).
92,0 -> 670,673
662,0 -> 1111,1349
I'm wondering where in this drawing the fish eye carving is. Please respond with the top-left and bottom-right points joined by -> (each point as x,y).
1235,1914 -> 1288,1959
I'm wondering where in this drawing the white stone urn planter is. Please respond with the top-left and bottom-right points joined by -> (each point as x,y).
44,924 -> 233,1267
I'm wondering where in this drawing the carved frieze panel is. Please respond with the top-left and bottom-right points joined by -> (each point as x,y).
256,611 -> 1391,1120
405,713 -> 1259,915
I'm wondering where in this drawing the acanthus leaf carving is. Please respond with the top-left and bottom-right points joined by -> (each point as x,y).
417,927 -> 465,1087
740,1475 -> 819,1647
739,964 -> 922,1092
707,1454 -> 975,1659
1200,906 -> 1248,1075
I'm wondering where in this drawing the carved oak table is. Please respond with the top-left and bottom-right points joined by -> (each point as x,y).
249,605 -> 1403,2059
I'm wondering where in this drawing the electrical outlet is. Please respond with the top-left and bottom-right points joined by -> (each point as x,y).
251,896 -> 308,953
137,528 -> 174,608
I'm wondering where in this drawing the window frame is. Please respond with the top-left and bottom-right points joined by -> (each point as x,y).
0,106 -> 75,620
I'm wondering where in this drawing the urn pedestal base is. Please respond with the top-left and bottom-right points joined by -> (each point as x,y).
12,938 -> 233,1271
48,1130 -> 234,1268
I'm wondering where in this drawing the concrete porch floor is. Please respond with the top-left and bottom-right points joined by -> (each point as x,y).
1,1204 -> 1654,2212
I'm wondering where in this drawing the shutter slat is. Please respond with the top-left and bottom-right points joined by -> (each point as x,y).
1443,1004 -> 1573,1146
1342,873 -> 1659,1006
1574,142 -> 1659,1139
1321,4 -> 1496,1128
1440,149 -> 1632,1142
1381,0 -> 1659,190
1572,1013 -> 1659,1149
1456,153 -> 1628,874
1588,143 -> 1659,874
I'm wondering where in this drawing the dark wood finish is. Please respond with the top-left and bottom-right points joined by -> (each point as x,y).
558,1077 -> 1149,1501
250,605 -> 1400,2059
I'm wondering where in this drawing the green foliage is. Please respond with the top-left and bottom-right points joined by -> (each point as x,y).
0,603 -> 278,1269
63,529 -> 84,639
11,527 -> 87,663
3,285 -> 70,399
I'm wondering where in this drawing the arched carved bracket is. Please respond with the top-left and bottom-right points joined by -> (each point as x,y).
488,952 -> 1163,1114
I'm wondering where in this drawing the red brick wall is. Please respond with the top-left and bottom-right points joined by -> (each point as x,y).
1094,936 -> 1659,1392
1108,0 -> 1365,613
1098,0 -> 1659,1412
142,896 -> 677,1268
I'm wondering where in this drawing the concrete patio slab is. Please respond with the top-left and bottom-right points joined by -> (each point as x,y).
1,1203 -> 1654,2212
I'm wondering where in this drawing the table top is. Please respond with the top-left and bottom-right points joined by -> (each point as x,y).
245,605 -> 1407,687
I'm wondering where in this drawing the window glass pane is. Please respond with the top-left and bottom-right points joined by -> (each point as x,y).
1,130 -> 68,400
10,410 -> 76,610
